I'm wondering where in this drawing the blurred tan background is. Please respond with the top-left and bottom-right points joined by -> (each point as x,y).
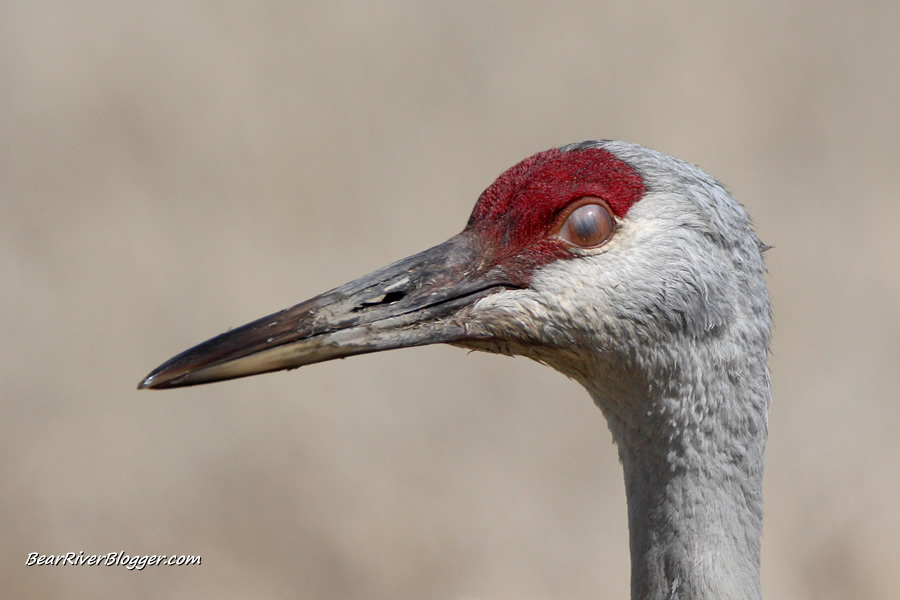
3,1 -> 898,598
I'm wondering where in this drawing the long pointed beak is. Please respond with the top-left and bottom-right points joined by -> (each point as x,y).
139,233 -> 510,390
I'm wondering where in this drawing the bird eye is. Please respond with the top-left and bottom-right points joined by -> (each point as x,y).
554,199 -> 615,248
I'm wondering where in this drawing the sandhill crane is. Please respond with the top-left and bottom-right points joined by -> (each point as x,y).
140,140 -> 771,600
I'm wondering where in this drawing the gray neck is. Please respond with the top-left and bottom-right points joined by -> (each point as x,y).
587,353 -> 769,600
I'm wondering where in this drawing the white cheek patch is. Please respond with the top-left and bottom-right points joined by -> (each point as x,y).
471,290 -> 546,335
471,284 -> 592,350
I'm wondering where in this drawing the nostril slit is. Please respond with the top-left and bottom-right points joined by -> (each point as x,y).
382,290 -> 406,303
353,290 -> 407,312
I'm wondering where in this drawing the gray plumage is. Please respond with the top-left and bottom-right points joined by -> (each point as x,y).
466,141 -> 770,599
141,141 -> 772,600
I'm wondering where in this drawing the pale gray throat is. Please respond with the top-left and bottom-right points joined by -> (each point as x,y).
586,355 -> 769,600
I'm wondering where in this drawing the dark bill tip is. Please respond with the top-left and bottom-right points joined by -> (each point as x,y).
138,234 -> 513,390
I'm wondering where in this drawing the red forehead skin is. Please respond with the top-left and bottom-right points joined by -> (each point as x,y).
463,147 -> 645,285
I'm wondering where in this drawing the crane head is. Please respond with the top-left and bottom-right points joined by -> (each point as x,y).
139,141 -> 767,392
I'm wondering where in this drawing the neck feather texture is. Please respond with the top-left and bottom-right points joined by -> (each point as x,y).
587,343 -> 769,600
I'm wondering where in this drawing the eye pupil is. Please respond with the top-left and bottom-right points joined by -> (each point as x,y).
571,207 -> 601,240
555,200 -> 614,248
